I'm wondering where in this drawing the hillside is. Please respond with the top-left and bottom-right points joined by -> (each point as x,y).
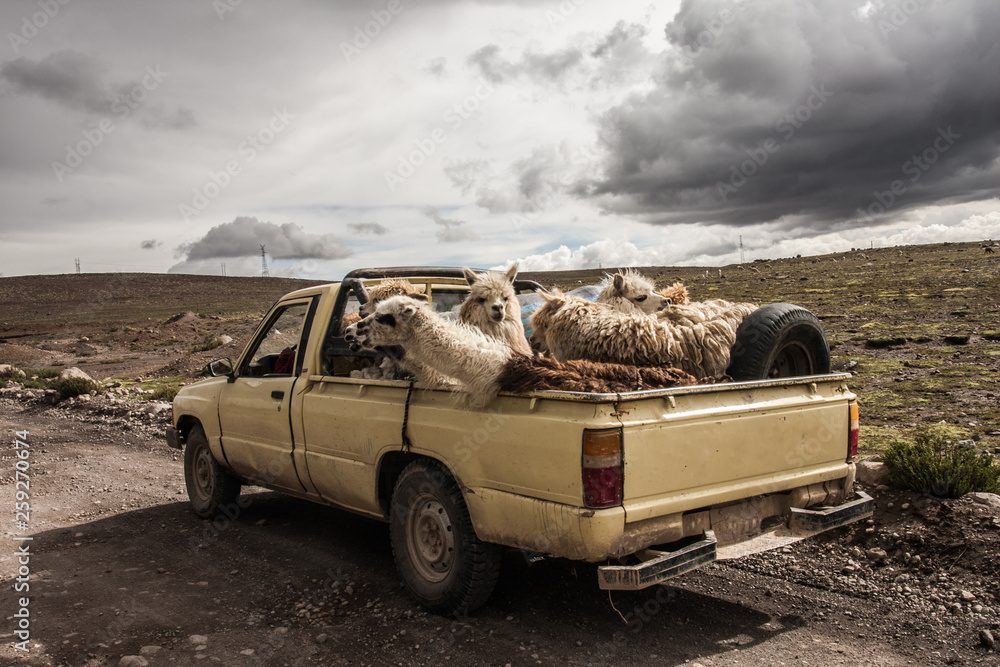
1,240 -> 999,453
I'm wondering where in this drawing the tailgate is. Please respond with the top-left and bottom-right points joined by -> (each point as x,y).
620,376 -> 854,522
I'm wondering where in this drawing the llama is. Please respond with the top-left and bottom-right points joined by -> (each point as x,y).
656,282 -> 690,305
529,290 -> 751,380
596,269 -> 671,314
345,296 -> 695,406
340,278 -> 453,386
596,270 -> 691,315
459,264 -> 532,355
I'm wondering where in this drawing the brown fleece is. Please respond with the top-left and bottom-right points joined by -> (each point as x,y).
496,353 -> 696,394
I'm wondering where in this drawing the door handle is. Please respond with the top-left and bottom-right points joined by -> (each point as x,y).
271,390 -> 285,400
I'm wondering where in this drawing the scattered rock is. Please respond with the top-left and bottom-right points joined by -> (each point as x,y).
139,645 -> 161,655
188,634 -> 209,646
118,657 -> 148,667
981,629 -> 996,650
866,548 -> 888,562
57,367 -> 94,388
967,492 -> 1000,509
218,334 -> 233,345
857,460 -> 890,486
0,364 -> 26,378
960,590 -> 976,602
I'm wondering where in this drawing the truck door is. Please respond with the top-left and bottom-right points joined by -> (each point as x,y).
218,298 -> 315,492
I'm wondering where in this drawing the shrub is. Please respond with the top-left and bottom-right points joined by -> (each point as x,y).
883,427 -> 1000,498
150,384 -> 179,402
58,377 -> 99,400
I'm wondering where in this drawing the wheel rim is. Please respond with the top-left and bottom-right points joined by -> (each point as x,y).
768,341 -> 814,378
405,493 -> 455,583
192,445 -> 215,502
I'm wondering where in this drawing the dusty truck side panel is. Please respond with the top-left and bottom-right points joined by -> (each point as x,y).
619,376 -> 856,521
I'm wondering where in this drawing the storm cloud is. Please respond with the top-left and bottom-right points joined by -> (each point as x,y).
176,217 -> 352,261
577,0 -> 1000,229
348,222 -> 389,236
423,206 -> 480,243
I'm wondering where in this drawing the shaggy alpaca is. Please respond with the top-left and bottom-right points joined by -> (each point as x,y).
459,264 -> 533,355
345,296 -> 695,406
529,291 -> 753,379
657,299 -> 758,328
596,269 -> 671,314
341,278 -> 452,386
656,282 -> 690,305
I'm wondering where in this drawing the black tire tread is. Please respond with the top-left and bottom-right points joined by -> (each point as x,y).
390,459 -> 502,615
727,303 -> 831,381
183,424 -> 242,519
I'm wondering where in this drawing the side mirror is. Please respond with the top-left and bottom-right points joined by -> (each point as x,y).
207,357 -> 234,379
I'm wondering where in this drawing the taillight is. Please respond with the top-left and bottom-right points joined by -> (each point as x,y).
847,401 -> 859,462
583,428 -> 623,509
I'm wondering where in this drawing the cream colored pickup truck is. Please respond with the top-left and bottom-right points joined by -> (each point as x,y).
166,268 -> 871,614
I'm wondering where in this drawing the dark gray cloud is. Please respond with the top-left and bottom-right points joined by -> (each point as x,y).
176,216 -> 352,260
574,0 -> 1000,229
140,239 -> 161,250
348,221 -> 389,236
0,51 -> 113,114
423,206 -> 479,243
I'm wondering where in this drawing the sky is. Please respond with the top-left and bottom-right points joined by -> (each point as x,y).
0,0 -> 998,279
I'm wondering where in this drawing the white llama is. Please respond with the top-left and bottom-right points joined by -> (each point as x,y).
459,264 -> 532,355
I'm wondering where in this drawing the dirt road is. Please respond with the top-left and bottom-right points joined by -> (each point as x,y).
3,399 -> 997,666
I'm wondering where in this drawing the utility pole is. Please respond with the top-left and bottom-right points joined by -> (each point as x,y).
260,245 -> 269,278
75,258 -> 81,274
221,262 -> 226,277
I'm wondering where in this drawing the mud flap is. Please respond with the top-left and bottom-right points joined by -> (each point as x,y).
597,491 -> 874,590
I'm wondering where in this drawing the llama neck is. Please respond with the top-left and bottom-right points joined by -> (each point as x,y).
404,310 -> 510,385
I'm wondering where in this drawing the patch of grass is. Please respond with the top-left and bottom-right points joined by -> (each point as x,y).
866,336 -> 907,349
58,376 -> 99,400
150,384 -> 180,402
883,426 -> 1000,498
191,336 -> 224,353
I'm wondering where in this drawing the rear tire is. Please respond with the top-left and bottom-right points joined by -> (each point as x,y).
184,424 -> 242,518
727,303 -> 831,381
390,460 -> 502,615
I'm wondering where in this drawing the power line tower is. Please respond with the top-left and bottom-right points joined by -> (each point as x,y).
260,245 -> 269,277
75,258 -> 81,274
221,262 -> 226,277
739,236 -> 745,265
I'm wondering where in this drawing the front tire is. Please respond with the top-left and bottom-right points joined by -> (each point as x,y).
184,424 -> 242,518
390,460 -> 502,614
727,303 -> 831,381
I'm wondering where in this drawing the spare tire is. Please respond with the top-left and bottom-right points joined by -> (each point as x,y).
727,303 -> 831,381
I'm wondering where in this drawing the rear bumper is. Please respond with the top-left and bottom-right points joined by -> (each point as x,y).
598,490 -> 873,590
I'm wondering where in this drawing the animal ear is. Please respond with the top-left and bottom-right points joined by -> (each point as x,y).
613,273 -> 625,293
505,262 -> 519,283
462,267 -> 479,286
538,289 -> 558,302
374,313 -> 396,327
410,293 -> 429,302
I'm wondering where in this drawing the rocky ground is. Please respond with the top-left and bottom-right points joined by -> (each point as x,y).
1,244 -> 1000,665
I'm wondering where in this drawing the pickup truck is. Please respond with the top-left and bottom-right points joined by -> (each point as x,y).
166,267 -> 872,614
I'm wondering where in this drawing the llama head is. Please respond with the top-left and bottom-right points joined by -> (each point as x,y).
604,269 -> 669,314
528,289 -> 565,353
462,263 -> 519,324
656,281 -> 690,306
345,295 -> 423,351
359,279 -> 428,318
